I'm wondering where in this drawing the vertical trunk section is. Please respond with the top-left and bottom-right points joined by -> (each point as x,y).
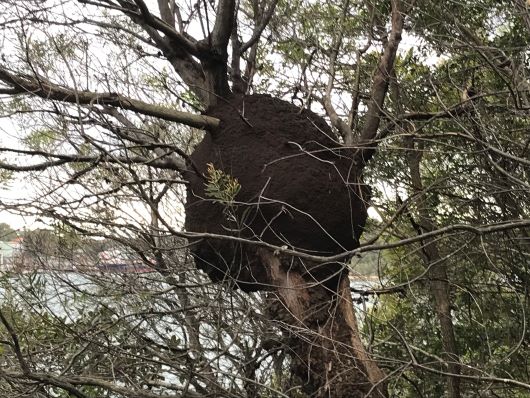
258,249 -> 387,398
202,56 -> 231,105
405,137 -> 461,398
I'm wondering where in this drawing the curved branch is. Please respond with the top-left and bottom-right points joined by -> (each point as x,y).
82,0 -> 208,103
323,0 -> 353,143
175,219 -> 530,264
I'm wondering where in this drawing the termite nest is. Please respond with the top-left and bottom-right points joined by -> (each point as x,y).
184,94 -> 369,291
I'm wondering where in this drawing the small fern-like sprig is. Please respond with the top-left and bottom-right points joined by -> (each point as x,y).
204,163 -> 241,205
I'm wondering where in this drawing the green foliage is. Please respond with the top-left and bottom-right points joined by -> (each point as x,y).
204,163 -> 241,205
2,96 -> 31,113
0,223 -> 16,241
22,128 -> 59,151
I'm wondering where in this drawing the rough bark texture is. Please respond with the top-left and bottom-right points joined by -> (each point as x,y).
261,250 -> 387,397
185,94 -> 369,291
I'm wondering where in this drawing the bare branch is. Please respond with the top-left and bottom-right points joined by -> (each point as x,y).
0,310 -> 30,374
157,0 -> 175,27
89,0 -> 208,102
99,107 -> 189,172
0,67 -> 219,129
130,0 -> 198,55
323,0 -> 354,144
0,148 -> 186,173
353,0 -> 404,167
163,219 -> 530,264
240,0 -> 279,53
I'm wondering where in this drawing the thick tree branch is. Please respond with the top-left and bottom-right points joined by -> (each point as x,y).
353,0 -> 404,167
122,0 -> 199,55
119,0 -> 238,105
0,310 -> 30,374
324,95 -> 354,142
0,87 -> 20,95
230,20 -> 246,93
210,0 -> 236,49
99,0 -> 208,103
231,0 -> 279,93
157,0 -> 175,27
0,68 -> 219,129
195,0 -> 236,103
404,134 -> 461,398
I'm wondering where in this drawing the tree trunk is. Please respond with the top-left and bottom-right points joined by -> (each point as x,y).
258,249 -> 387,398
405,137 -> 461,398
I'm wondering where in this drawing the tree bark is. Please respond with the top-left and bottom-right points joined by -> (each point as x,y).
199,0 -> 236,105
354,0 -> 404,168
258,249 -> 387,398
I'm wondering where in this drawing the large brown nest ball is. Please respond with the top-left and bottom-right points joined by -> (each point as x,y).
184,94 -> 369,291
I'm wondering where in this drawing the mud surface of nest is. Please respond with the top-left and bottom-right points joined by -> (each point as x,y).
184,94 -> 369,291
